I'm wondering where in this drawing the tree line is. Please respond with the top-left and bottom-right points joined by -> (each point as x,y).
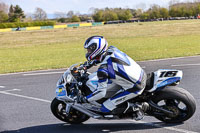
56,2 -> 200,22
1,1 -> 200,24
140,3 -> 200,20
92,3 -> 200,22
0,3 -> 48,23
0,4 -> 25,22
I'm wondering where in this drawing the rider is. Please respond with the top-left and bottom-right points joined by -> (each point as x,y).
79,36 -> 147,113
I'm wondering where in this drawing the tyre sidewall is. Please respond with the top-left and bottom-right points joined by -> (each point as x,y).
50,98 -> 90,124
152,86 -> 196,123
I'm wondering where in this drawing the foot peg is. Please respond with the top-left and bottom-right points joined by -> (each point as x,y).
134,102 -> 149,120
123,102 -> 149,121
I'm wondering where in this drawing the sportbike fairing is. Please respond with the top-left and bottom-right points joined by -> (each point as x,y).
147,69 -> 183,92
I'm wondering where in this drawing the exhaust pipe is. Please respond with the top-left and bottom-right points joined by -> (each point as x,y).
72,104 -> 103,119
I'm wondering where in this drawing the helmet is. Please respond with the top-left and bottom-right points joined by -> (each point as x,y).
84,36 -> 108,61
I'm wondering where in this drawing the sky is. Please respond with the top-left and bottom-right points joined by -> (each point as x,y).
1,0 -> 190,15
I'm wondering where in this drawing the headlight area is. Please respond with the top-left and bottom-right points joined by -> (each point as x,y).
67,74 -> 73,83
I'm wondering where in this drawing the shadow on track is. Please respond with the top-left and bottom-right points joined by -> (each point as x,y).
1,122 -> 182,133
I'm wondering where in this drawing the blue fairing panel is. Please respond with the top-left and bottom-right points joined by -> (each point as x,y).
113,49 -> 130,66
157,77 -> 181,88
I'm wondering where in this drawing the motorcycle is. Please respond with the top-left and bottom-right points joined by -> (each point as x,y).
51,63 -> 196,124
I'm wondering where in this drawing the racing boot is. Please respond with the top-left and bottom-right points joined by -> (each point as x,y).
133,102 -> 149,120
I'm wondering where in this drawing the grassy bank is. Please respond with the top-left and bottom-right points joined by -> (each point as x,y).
0,20 -> 200,73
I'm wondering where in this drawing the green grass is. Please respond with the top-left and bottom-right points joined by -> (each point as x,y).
1,20 -> 200,74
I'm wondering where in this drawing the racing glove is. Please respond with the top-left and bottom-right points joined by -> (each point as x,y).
81,60 -> 99,69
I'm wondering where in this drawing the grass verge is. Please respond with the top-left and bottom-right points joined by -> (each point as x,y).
0,20 -> 200,74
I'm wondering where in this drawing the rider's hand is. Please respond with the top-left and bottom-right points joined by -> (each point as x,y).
78,65 -> 86,70
77,95 -> 88,103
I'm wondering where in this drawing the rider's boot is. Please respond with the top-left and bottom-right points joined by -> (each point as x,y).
131,102 -> 149,120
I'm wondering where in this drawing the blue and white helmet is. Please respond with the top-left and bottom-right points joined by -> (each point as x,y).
84,36 -> 108,61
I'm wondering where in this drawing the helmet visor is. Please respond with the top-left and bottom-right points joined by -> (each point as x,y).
85,43 -> 97,60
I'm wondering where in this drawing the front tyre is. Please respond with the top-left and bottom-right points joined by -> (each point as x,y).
50,98 -> 90,124
152,86 -> 196,123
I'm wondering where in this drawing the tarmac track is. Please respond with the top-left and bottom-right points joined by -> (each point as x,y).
0,56 -> 200,133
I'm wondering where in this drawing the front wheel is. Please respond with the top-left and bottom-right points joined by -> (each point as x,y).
50,98 -> 90,124
151,86 -> 196,123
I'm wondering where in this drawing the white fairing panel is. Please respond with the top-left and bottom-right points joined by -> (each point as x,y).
86,72 -> 121,98
147,69 -> 183,92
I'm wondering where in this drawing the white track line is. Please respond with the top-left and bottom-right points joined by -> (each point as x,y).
0,86 -> 5,88
0,91 -> 51,103
138,55 -> 200,62
4,89 -> 21,92
171,63 -> 200,67
0,68 -> 67,76
0,90 -> 197,133
23,71 -> 65,76
130,120 -> 198,133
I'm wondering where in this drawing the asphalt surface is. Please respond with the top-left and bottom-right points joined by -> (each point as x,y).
0,56 -> 200,133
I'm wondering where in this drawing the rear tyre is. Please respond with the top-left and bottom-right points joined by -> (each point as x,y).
152,86 -> 196,123
51,98 -> 90,124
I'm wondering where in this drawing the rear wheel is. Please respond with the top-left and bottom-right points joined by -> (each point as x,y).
50,98 -> 90,124
152,86 -> 196,123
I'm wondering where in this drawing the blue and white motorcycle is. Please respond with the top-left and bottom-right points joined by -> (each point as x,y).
51,63 -> 196,124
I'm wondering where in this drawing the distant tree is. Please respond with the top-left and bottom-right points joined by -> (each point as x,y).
8,5 -> 14,21
0,2 -> 8,13
149,5 -> 161,19
33,7 -> 47,20
0,2 -> 8,22
169,7 -> 177,17
195,4 -> 200,15
129,9 -> 137,17
70,15 -> 80,22
58,18 -> 66,23
8,5 -> 14,15
79,15 -> 91,21
169,4 -> 194,17
135,9 -> 143,17
118,9 -> 133,21
14,5 -> 25,21
0,11 -> 8,22
93,8 -> 134,21
67,10 -> 74,18
139,12 -> 149,20
140,5 -> 169,20
179,7 -> 186,17
168,2 -> 200,17
185,7 -> 193,17
92,10 -> 103,22
160,8 -> 169,18
91,2 -> 200,22
103,10 -> 118,21
8,5 -> 25,22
